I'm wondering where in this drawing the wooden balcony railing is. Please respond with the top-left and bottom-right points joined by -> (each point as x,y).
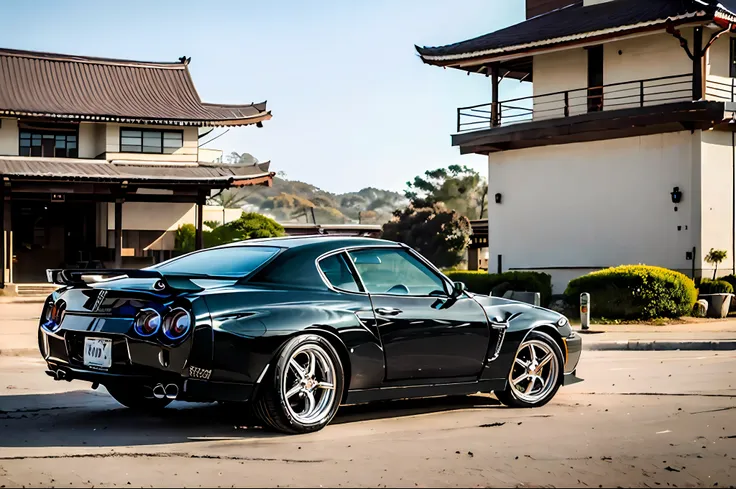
457,73 -> 694,133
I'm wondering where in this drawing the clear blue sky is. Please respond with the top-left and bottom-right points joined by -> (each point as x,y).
0,0 -> 529,194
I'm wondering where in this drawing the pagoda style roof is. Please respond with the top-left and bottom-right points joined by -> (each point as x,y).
0,48 -> 271,127
0,157 -> 274,187
416,0 -> 736,76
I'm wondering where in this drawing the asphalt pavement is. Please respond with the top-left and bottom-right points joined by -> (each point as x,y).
0,350 -> 734,487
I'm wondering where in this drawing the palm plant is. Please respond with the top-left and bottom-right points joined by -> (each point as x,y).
705,248 -> 728,280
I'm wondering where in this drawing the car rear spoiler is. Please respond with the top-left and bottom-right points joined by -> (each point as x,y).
46,269 -> 238,293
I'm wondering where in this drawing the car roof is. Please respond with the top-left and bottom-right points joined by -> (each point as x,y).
220,235 -> 398,251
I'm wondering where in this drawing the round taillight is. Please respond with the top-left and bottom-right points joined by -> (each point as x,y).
42,300 -> 65,333
162,308 -> 191,340
134,309 -> 161,337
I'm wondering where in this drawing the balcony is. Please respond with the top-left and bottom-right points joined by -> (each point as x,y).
457,74 -> 697,133
452,73 -> 733,155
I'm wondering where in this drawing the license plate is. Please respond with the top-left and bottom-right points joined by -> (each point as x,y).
83,337 -> 112,369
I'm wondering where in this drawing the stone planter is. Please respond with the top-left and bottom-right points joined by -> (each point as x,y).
699,293 -> 733,319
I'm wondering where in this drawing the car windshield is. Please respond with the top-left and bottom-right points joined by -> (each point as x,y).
152,246 -> 281,278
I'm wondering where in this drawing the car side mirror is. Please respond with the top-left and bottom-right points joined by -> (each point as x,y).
451,281 -> 467,298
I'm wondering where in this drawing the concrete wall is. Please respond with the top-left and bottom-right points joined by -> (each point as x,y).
105,123 -> 199,162
199,147 -> 223,163
706,32 -> 734,101
700,129 -> 735,277
487,131 -> 700,292
530,31 -> 694,119
78,122 -> 106,159
532,48 -> 588,119
0,118 -> 19,156
107,202 -> 195,232
603,32 -> 693,110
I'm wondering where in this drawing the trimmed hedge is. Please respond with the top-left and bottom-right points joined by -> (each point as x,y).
698,279 -> 734,294
444,271 -> 553,305
718,274 -> 736,292
564,265 -> 697,320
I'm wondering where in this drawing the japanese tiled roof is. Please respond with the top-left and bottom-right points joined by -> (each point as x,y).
0,157 -> 274,187
416,0 -> 736,66
0,48 -> 271,127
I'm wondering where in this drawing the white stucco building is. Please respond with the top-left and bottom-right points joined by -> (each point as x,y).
418,0 -> 736,292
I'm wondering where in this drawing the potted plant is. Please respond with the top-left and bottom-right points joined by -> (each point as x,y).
698,279 -> 734,318
705,248 -> 728,280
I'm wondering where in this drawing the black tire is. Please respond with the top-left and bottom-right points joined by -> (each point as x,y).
495,330 -> 564,408
253,334 -> 345,434
105,383 -> 172,411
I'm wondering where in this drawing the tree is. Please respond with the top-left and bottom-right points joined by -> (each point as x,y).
175,212 -> 285,252
226,152 -> 259,165
404,165 -> 488,220
381,203 -> 471,269
705,248 -> 728,280
208,189 -> 248,208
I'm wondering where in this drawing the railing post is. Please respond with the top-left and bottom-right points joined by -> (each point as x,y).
457,108 -> 461,133
491,64 -> 500,127
732,77 -> 734,103
564,91 -> 569,117
640,80 -> 645,107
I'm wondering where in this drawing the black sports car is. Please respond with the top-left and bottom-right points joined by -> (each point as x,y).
40,236 -> 582,434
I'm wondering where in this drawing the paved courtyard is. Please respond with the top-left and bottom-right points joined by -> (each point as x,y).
0,347 -> 734,487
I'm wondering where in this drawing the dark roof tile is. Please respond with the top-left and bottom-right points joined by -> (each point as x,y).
417,0 -> 733,63
0,157 -> 273,186
0,48 -> 270,126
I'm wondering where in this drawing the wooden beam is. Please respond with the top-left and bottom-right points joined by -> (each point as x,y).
693,26 -> 703,100
114,200 -> 123,269
195,193 -> 205,250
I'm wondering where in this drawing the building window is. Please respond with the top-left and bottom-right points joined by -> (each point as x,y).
730,37 -> 736,78
120,129 -> 183,154
19,131 -> 77,158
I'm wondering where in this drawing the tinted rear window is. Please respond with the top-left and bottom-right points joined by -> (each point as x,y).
154,246 -> 280,277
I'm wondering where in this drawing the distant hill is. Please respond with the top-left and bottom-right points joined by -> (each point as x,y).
214,176 -> 408,225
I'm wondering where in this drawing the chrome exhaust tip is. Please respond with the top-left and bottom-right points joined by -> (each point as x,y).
152,383 -> 166,399
164,383 -> 178,400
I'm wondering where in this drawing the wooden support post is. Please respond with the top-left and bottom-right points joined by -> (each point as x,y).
640,80 -> 645,107
195,196 -> 204,251
0,185 -> 4,289
114,200 -> 123,269
693,27 -> 703,100
491,64 -> 500,127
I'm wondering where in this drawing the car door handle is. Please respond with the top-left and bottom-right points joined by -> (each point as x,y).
375,307 -> 402,316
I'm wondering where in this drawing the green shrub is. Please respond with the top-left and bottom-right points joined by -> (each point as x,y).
698,279 -> 734,294
444,271 -> 553,306
564,265 -> 697,320
718,274 -> 736,291
175,212 -> 284,252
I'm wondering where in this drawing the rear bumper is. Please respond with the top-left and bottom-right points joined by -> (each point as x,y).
44,365 -> 254,402
40,327 -> 254,403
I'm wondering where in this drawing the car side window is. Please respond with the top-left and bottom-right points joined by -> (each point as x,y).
348,248 -> 447,296
318,253 -> 361,292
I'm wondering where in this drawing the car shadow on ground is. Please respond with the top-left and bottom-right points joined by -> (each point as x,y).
0,390 -> 501,448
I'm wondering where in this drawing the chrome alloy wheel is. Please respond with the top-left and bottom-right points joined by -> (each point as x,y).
281,344 -> 337,425
508,338 -> 560,404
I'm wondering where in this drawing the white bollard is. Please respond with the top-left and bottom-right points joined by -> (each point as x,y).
580,292 -> 590,331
